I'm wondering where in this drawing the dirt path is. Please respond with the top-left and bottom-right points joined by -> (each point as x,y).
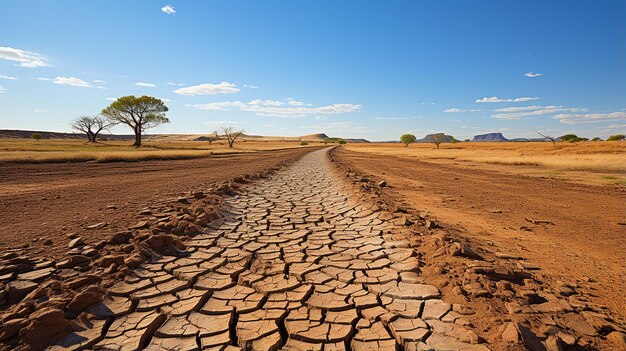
332,148 -> 626,322
0,148 -> 313,258
38,148 -> 487,351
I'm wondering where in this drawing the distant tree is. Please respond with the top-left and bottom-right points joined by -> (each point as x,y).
607,134 -> 625,141
71,115 -> 111,142
101,96 -> 169,147
338,139 -> 347,145
221,127 -> 244,148
400,134 -> 416,147
31,133 -> 41,141
537,132 -> 558,149
432,133 -> 445,149
300,141 -> 309,146
559,134 -> 578,142
591,137 -> 603,141
464,139 -> 470,142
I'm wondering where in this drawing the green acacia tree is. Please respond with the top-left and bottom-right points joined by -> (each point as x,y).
400,134 -> 416,146
101,95 -> 169,147
607,134 -> 625,141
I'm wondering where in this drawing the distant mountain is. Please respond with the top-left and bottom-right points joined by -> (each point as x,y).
472,132 -> 509,142
418,133 -> 458,143
299,133 -> 329,140
0,129 -> 133,140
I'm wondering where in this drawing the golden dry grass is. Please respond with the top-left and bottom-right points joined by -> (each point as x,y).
345,141 -> 626,172
0,138 -> 318,163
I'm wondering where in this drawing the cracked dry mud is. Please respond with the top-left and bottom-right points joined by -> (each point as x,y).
65,148 -> 489,351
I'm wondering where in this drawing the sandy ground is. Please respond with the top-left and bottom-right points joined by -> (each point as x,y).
0,147 -> 314,258
333,147 -> 626,320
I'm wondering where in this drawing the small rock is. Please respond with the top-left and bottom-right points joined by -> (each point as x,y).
130,221 -> 148,229
176,196 -> 189,203
545,334 -> 563,351
378,180 -> 387,187
42,239 -> 53,246
86,222 -> 107,229
68,237 -> 85,249
606,331 -> 626,349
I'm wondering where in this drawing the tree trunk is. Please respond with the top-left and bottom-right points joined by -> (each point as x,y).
133,127 -> 142,147
228,140 -> 234,148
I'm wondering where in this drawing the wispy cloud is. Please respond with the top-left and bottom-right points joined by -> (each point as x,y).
167,82 -> 185,86
244,84 -> 259,89
174,81 -> 240,96
0,74 -> 17,80
136,82 -> 157,87
53,76 -> 93,88
33,109 -> 45,113
552,112 -> 626,125
374,116 -> 409,120
34,77 -> 52,81
189,99 -> 361,118
161,4 -> 175,15
105,97 -> 116,101
491,105 -> 585,120
0,85 -> 5,93
524,72 -> 543,78
0,46 -> 51,68
93,79 -> 107,83
475,96 -> 539,103
444,108 -> 481,112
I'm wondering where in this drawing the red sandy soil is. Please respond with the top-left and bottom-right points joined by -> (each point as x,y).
0,148 -> 314,258
332,148 -> 626,320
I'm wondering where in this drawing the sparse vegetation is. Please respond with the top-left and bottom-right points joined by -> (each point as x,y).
559,134 -> 589,142
101,96 -> 169,147
338,139 -> 347,145
431,133 -> 445,149
607,134 -> 624,141
400,134 -> 416,147
300,141 -> 309,146
30,133 -> 41,141
221,127 -> 245,148
71,115 -> 111,142
592,137 -> 603,141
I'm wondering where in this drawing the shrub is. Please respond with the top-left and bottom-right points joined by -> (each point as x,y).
31,133 -> 42,141
400,134 -> 416,146
300,141 -> 309,146
591,137 -> 603,141
338,139 -> 347,144
607,134 -> 625,141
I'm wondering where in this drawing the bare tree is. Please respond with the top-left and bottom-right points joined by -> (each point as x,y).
221,127 -> 245,148
71,115 -> 111,142
432,133 -> 445,149
537,132 -> 558,149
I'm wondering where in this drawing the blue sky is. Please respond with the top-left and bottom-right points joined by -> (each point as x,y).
1,0 -> 625,140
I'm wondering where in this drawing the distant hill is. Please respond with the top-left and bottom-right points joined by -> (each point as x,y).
472,132 -> 509,142
418,133 -> 458,143
300,133 -> 330,140
0,129 -> 133,140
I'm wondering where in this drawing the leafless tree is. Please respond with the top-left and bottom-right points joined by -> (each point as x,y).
537,132 -> 558,149
221,127 -> 245,148
432,133 -> 445,149
71,115 -> 111,142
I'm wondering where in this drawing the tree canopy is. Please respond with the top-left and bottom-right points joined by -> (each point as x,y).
101,95 -> 169,146
400,134 -> 416,146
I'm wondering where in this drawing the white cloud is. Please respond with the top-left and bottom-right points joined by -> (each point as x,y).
189,99 -> 361,118
524,72 -> 543,78
34,77 -> 52,81
53,76 -> 93,88
167,82 -> 185,86
491,105 -> 585,120
552,112 -> 626,125
287,98 -> 305,107
93,80 -> 107,83
174,81 -> 240,96
159,97 -> 172,102
96,86 -> 107,90
250,99 -> 284,107
475,96 -> 539,103
136,82 -> 157,87
0,46 -> 50,68
244,84 -> 259,89
33,109 -> 45,113
105,97 -> 116,101
0,85 -> 5,93
444,108 -> 481,113
161,4 -> 175,15
0,74 -> 17,80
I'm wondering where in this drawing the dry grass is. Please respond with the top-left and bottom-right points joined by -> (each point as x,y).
0,138 -> 315,163
345,141 -> 626,172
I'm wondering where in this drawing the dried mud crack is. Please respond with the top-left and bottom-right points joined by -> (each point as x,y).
1,148 -> 489,351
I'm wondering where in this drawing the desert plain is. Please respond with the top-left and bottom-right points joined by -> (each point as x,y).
0,135 -> 624,351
